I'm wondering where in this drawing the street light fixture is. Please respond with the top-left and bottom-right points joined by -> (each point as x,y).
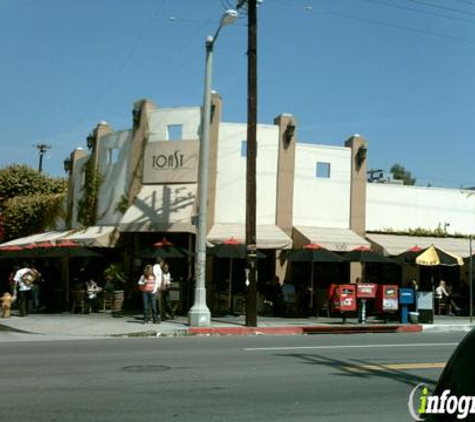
189,9 -> 238,327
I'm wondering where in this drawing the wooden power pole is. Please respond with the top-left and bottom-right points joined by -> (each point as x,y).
240,0 -> 258,327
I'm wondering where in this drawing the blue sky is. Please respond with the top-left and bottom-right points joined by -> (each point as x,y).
1,0 -> 474,188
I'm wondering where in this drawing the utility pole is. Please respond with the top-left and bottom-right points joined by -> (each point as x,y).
36,143 -> 51,174
237,0 -> 258,327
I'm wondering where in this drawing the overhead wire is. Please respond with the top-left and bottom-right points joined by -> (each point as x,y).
455,0 -> 475,5
43,0 -> 169,149
405,0 -> 475,17
364,0 -> 475,25
268,0 -> 475,43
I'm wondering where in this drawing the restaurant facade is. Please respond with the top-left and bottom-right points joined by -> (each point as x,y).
2,93 -> 475,314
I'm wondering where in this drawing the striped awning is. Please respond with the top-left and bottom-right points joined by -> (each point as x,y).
367,233 -> 472,258
293,226 -> 370,252
207,224 -> 292,249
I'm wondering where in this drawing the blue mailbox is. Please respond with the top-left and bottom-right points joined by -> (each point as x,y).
399,288 -> 415,323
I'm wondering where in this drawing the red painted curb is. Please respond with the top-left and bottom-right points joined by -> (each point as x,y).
396,324 -> 423,333
188,326 -> 304,336
187,324 -> 423,336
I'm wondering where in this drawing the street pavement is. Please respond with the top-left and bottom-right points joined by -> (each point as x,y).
0,310 -> 474,338
0,331 -> 466,422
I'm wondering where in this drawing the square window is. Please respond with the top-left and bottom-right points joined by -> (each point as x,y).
167,124 -> 183,141
241,140 -> 258,157
109,148 -> 119,166
316,162 -> 331,178
241,141 -> 247,157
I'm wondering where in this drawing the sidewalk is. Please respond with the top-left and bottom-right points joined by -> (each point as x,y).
1,311 -> 474,338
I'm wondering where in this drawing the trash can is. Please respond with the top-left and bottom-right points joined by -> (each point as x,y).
417,291 -> 433,324
399,288 -> 415,323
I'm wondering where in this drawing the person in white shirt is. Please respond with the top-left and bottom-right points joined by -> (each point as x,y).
85,279 -> 102,313
13,266 -> 35,316
435,279 -> 461,316
160,262 -> 174,320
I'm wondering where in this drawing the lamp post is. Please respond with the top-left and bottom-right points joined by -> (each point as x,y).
189,9 -> 238,327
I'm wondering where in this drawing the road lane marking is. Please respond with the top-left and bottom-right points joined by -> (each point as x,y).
244,342 -> 458,351
344,362 -> 446,372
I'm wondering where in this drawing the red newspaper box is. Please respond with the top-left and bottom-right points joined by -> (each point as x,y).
356,283 -> 377,299
331,284 -> 357,312
375,285 -> 399,312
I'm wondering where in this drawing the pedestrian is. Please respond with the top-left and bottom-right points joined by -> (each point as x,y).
30,267 -> 42,313
138,264 -> 159,324
271,276 -> 285,317
85,279 -> 102,313
153,257 -> 164,319
13,266 -> 36,317
160,262 -> 175,320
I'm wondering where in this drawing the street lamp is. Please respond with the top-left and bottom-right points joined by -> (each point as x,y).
189,9 -> 238,327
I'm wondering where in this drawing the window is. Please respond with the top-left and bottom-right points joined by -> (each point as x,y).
316,162 -> 331,178
241,140 -> 258,158
167,124 -> 183,141
241,141 -> 247,157
109,148 -> 119,166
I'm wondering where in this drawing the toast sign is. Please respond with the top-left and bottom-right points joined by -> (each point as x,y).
143,140 -> 199,184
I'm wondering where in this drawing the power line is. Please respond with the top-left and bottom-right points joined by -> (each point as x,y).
365,0 -> 475,25
406,0 -> 475,17
324,9 -> 475,44
268,0 -> 475,43
454,0 -> 475,6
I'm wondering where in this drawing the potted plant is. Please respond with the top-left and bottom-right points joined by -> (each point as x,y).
103,263 -> 127,312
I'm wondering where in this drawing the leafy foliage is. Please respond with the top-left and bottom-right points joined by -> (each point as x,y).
0,165 -> 67,242
103,263 -> 127,290
77,158 -> 102,227
2,193 -> 65,241
114,193 -> 129,214
0,164 -> 65,202
390,163 -> 416,185
372,225 -> 467,238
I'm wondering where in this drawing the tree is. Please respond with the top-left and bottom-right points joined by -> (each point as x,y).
390,163 -> 416,185
0,165 -> 67,242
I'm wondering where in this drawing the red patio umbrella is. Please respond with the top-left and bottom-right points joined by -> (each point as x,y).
396,245 -> 423,264
137,238 -> 191,260
208,237 -> 265,313
286,243 -> 348,310
209,237 -> 244,312
344,246 -> 397,264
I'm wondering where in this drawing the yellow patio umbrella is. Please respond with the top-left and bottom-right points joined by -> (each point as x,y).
415,245 -> 463,267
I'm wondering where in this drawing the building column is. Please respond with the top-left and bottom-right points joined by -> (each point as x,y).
274,114 -> 297,282
345,134 -> 368,283
65,149 -> 88,229
127,99 -> 158,207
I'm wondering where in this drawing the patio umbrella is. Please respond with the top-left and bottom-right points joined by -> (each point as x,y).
344,246 -> 397,264
207,237 -> 265,312
415,245 -> 463,291
396,245 -> 423,264
139,238 -> 192,259
285,243 -> 348,309
0,239 -> 101,258
416,245 -> 463,267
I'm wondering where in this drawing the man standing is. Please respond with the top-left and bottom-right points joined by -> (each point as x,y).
160,262 -> 174,320
153,258 -> 164,320
13,266 -> 35,316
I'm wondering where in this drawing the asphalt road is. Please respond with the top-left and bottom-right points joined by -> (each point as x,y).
0,331 -> 467,422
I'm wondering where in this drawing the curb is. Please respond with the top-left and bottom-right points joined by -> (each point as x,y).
187,324 -> 423,336
422,324 -> 475,333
